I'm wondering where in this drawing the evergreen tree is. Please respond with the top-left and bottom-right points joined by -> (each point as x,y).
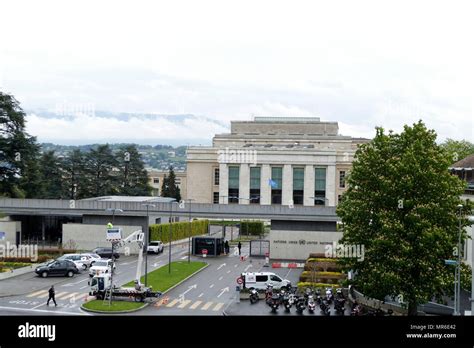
161,166 -> 181,201
37,151 -> 64,198
62,149 -> 87,199
83,144 -> 119,198
337,121 -> 473,315
115,145 -> 152,196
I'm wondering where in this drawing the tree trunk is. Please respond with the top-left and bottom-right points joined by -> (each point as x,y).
408,301 -> 418,316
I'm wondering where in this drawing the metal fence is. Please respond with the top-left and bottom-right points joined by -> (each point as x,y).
249,239 -> 270,257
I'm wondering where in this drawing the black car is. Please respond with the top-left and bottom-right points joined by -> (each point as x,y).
92,247 -> 120,259
35,260 -> 79,278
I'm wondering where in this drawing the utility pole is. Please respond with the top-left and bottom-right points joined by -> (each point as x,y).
168,199 -> 177,274
142,203 -> 156,287
105,208 -> 123,306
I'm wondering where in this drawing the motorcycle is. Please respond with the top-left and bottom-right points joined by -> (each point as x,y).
265,284 -> 273,303
334,297 -> 346,315
350,302 -> 363,316
285,293 -> 296,312
267,293 -> 280,313
314,289 -> 322,305
249,288 -> 259,304
325,288 -> 334,304
307,293 -> 317,314
295,296 -> 306,314
320,299 -> 331,316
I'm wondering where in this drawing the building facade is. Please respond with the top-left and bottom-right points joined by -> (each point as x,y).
186,117 -> 368,206
147,169 -> 187,199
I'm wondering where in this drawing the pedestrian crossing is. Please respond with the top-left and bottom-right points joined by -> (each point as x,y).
26,290 -> 88,301
156,297 -> 225,312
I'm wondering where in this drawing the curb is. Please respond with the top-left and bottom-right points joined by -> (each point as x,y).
80,301 -> 149,314
162,262 -> 209,295
0,264 -> 40,281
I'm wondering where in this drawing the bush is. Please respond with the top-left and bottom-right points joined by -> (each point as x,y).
297,282 -> 341,290
38,248 -> 76,256
0,255 -> 53,263
150,219 -> 209,244
240,221 -> 264,236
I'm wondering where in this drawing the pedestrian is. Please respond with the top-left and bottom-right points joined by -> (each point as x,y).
238,241 -> 242,256
224,240 -> 230,255
47,285 -> 57,307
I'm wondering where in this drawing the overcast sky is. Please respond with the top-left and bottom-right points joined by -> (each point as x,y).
0,0 -> 472,145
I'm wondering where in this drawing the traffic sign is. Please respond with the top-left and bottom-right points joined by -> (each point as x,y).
202,249 -> 208,258
444,259 -> 457,266
236,277 -> 243,285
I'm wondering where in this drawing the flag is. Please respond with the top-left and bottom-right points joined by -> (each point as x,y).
268,179 -> 278,189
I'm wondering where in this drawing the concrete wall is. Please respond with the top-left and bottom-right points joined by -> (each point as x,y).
0,217 -> 21,244
269,229 -> 342,261
62,223 -> 143,254
187,161 -> 215,203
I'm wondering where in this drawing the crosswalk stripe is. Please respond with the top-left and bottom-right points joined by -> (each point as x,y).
189,301 -> 202,309
201,301 -> 214,310
58,292 -> 78,300
27,290 -> 47,298
53,292 -> 68,299
213,303 -> 224,311
166,299 -> 179,308
177,300 -> 191,308
37,291 -> 51,299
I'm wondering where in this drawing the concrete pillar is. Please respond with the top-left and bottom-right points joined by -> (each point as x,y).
282,164 -> 293,206
326,164 -> 336,206
239,164 -> 250,204
304,165 -> 315,206
219,163 -> 228,204
260,164 -> 271,205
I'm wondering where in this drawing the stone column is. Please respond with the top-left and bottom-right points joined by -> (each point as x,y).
219,163 -> 228,204
239,163 -> 250,204
282,164 -> 293,206
260,164 -> 271,205
304,165 -> 315,206
326,164 -> 336,206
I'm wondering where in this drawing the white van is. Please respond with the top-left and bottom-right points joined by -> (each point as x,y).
241,272 -> 291,290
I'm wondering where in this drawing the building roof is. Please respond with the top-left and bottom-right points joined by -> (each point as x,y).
79,196 -> 177,203
450,154 -> 474,170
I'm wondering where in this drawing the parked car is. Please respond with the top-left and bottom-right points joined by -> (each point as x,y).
92,247 -> 120,259
57,254 -> 88,270
35,260 -> 79,278
89,259 -> 116,278
147,241 -> 164,254
82,253 -> 102,264
240,272 -> 291,290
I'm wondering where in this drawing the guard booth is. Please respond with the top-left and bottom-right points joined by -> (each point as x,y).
192,236 -> 224,257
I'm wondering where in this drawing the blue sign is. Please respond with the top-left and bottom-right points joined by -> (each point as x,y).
444,259 -> 457,266
0,231 -> 5,240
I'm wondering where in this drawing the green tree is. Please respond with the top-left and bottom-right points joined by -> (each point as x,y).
83,144 -> 119,198
62,149 -> 87,199
161,166 -> 181,201
37,151 -> 64,198
0,92 -> 41,197
440,139 -> 474,164
337,121 -> 473,315
115,145 -> 152,196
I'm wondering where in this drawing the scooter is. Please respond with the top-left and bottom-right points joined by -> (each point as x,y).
350,302 -> 363,316
295,296 -> 306,314
249,288 -> 259,304
325,288 -> 334,304
267,293 -> 280,313
334,297 -> 346,315
314,289 -> 322,305
307,293 -> 317,314
285,293 -> 296,312
265,284 -> 273,303
320,299 -> 331,316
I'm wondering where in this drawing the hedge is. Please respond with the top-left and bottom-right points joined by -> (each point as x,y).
150,219 -> 209,244
297,282 -> 341,289
239,221 -> 264,236
0,255 -> 53,263
0,262 -> 32,272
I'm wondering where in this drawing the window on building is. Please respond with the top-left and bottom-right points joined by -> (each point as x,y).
213,192 -> 219,204
314,167 -> 326,205
271,167 -> 282,204
339,171 -> 346,188
153,178 -> 159,184
293,167 -> 304,205
250,166 -> 261,204
228,166 -> 240,203
214,168 -> 220,185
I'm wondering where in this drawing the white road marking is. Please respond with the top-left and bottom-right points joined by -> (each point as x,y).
285,269 -> 292,278
79,285 -> 88,290
0,305 -> 88,315
166,299 -> 179,308
189,301 -> 202,309
218,276 -> 223,280
217,263 -> 226,270
213,303 -> 224,311
180,256 -> 187,260
60,292 -> 79,300
198,293 -> 204,298
234,264 -> 238,268
201,302 -> 213,310
177,300 -> 191,308
53,292 -> 68,300
209,284 -> 214,288
217,287 -> 229,298
27,290 -> 47,297
227,270 -> 231,274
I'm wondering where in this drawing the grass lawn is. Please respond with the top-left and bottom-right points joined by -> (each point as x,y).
123,261 -> 207,292
82,300 -> 145,312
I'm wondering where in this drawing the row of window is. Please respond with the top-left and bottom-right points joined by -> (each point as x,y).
212,166 -> 346,205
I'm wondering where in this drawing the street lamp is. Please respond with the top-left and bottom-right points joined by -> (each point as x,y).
182,199 -> 195,263
142,203 -> 156,287
454,204 -> 463,315
168,199 -> 178,274
469,215 -> 474,315
105,208 -> 123,306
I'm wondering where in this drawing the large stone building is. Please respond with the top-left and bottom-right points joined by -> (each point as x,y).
147,169 -> 187,199
186,116 -> 368,206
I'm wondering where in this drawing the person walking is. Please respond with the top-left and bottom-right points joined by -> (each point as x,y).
238,241 -> 242,256
47,285 -> 57,307
224,240 -> 230,255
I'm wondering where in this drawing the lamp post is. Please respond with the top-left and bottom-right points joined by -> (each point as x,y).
168,199 -> 177,274
469,215 -> 474,315
454,204 -> 463,315
142,203 -> 156,287
105,208 -> 123,306
182,199 -> 195,263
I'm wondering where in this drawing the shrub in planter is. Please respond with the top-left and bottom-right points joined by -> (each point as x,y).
239,221 -> 264,236
150,219 -> 209,243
